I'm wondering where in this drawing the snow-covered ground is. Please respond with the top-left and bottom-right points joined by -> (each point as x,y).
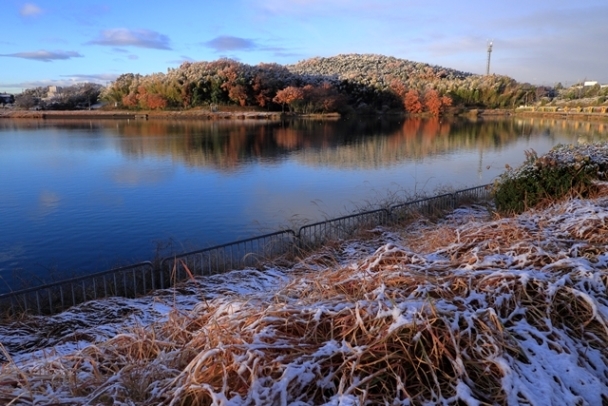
0,193 -> 607,405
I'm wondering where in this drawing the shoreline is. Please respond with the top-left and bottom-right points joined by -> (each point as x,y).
0,109 -> 342,120
2,107 -> 608,123
0,109 -> 284,120
514,110 -> 608,121
0,107 -> 512,120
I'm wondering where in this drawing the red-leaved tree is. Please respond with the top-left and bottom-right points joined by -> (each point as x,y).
389,79 -> 407,100
252,63 -> 285,108
423,89 -> 442,116
141,93 -> 168,110
423,89 -> 452,116
228,84 -> 248,107
121,93 -> 138,108
273,86 -> 304,112
220,64 -> 249,106
404,89 -> 423,114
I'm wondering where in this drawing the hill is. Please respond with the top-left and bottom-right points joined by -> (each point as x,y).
287,53 -> 472,84
99,54 -> 535,114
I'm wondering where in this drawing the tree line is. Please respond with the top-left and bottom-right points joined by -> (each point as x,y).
11,54 -> 591,115
12,83 -> 103,110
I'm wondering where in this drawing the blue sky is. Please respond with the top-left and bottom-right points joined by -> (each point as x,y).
2,0 -> 607,93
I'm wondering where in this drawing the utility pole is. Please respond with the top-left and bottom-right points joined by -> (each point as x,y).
486,41 -> 493,76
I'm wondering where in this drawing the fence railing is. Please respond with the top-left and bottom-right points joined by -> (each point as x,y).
159,230 -> 297,288
0,262 -> 154,316
298,209 -> 390,251
0,184 -> 492,316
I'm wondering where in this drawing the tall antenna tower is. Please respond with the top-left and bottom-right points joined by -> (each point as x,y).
486,40 -> 493,75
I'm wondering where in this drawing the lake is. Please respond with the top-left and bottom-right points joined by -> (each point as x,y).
1,116 -> 606,292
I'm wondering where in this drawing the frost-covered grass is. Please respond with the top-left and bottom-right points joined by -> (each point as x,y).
492,143 -> 608,213
1,193 -> 608,405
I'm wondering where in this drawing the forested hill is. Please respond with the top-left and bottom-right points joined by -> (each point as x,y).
286,54 -> 533,109
287,54 -> 473,84
98,53 -> 536,114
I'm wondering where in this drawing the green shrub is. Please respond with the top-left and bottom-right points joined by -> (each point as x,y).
492,144 -> 608,213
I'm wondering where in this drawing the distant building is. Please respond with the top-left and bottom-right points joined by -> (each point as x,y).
48,86 -> 63,98
0,93 -> 14,104
584,81 -> 598,87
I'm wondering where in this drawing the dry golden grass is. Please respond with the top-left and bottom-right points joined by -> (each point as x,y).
1,195 -> 607,405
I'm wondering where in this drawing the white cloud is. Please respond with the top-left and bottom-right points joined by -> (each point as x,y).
0,74 -> 117,93
203,36 -> 258,52
87,29 -> 172,50
20,3 -> 42,17
0,50 -> 83,62
59,73 -> 119,83
168,56 -> 197,66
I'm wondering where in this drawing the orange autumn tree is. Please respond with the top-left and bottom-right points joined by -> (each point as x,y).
423,89 -> 452,116
121,93 -> 139,108
135,85 -> 168,110
252,74 -> 272,108
141,93 -> 168,110
220,64 -> 249,106
252,63 -> 285,108
404,89 -> 423,114
389,79 -> 407,100
273,86 -> 304,112
227,85 -> 248,106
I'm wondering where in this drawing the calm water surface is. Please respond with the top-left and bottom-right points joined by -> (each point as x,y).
1,116 -> 606,291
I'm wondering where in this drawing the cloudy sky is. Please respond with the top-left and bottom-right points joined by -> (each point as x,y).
1,0 -> 607,93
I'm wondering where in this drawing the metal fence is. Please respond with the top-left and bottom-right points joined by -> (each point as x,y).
159,230 -> 297,287
0,184 -> 492,316
0,262 -> 154,315
298,209 -> 390,251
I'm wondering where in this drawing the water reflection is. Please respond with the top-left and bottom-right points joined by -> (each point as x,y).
104,117 -> 608,168
3,117 -> 607,171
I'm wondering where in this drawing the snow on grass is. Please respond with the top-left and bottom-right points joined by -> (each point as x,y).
1,195 -> 608,405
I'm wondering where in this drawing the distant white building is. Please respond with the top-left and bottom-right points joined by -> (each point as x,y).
41,86 -> 65,102
584,81 -> 598,87
48,86 -> 63,97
